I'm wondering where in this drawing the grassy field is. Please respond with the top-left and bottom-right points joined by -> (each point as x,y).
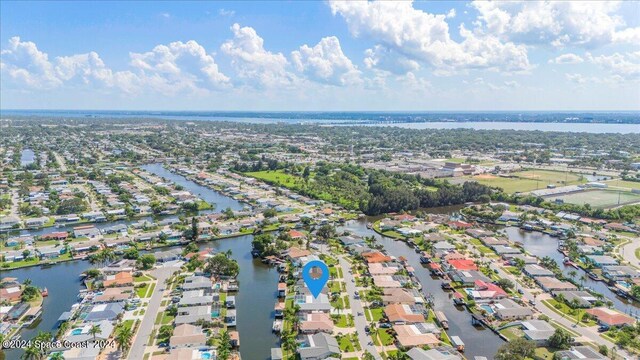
245,170 -> 304,190
605,179 -> 640,190
548,189 -> 640,208
513,170 -> 585,185
464,170 -> 587,194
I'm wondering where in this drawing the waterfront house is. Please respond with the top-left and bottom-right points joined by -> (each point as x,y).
602,265 -> 640,281
164,348 -> 215,360
93,287 -> 134,303
0,215 -> 20,230
368,262 -> 402,275
493,299 -> 533,320
37,246 -> 64,260
73,225 -> 101,239
71,239 -> 102,253
394,323 -> 441,348
102,224 -> 128,235
103,237 -> 131,249
492,245 -> 521,255
299,312 -> 334,334
181,276 -> 212,290
101,259 -> 136,274
585,255 -> 618,268
24,216 -> 49,228
523,264 -> 555,278
381,288 -> 424,305
423,233 -> 447,243
65,320 -> 113,343
447,220 -> 472,230
536,277 -> 577,292
362,251 -> 393,264
0,287 -> 22,302
481,237 -> 510,247
384,304 -> 426,324
553,291 -> 596,308
103,271 -> 133,288
169,324 -> 207,348
297,333 -> 340,360
504,253 -> 538,265
295,292 -> 332,313
466,280 -> 507,303
84,302 -> 124,322
174,305 -> 212,325
447,270 -> 491,287
40,231 -> 69,241
446,259 -> 478,271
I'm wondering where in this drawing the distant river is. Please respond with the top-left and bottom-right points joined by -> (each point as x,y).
358,121 -> 640,134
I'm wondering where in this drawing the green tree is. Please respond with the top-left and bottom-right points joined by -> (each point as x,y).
217,330 -> 232,360
115,326 -> 133,354
495,338 -> 536,360
136,254 -> 156,270
548,328 -> 572,350
88,324 -> 102,341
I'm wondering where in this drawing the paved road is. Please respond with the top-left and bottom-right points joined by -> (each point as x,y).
53,152 -> 67,171
129,264 -> 179,360
620,237 -> 640,268
339,256 -> 382,360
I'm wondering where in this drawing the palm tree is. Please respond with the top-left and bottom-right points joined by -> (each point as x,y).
20,345 -> 40,360
49,353 -> 65,360
23,279 -> 32,286
282,330 -> 298,353
568,270 -> 577,282
88,324 -> 101,341
115,326 -> 133,354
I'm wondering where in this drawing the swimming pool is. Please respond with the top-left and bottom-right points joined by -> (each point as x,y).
71,328 -> 83,335
479,305 -> 494,314
200,352 -> 212,359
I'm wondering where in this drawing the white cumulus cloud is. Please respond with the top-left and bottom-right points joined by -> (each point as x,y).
221,23 -> 296,88
291,36 -> 361,86
548,53 -> 584,64
471,1 -> 636,48
328,1 -> 531,75
130,40 -> 230,94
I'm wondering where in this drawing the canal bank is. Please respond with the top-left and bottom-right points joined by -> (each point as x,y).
3,164 -> 276,360
338,219 -> 505,358
503,227 -> 640,316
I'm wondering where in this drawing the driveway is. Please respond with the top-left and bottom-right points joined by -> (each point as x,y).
339,256 -> 382,360
128,264 -> 179,360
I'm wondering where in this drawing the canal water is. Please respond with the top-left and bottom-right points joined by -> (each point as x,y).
196,236 -> 280,360
338,218 -> 505,358
3,260 -> 92,359
3,164 -> 276,360
140,163 -> 246,213
503,227 -> 640,316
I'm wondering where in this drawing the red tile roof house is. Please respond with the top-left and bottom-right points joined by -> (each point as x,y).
466,280 -> 508,303
40,232 -> 69,241
0,287 -> 22,303
586,307 -> 636,328
362,251 -> 393,264
447,259 -> 478,271
393,214 -> 417,222
447,220 -> 472,230
288,230 -> 305,240
103,272 -> 134,288
384,304 -> 426,324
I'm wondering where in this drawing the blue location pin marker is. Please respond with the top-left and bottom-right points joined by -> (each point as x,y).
302,260 -> 329,298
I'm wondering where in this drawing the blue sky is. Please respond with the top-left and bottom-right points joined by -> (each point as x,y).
1,1 -> 639,110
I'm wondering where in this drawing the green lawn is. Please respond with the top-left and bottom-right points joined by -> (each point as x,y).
245,170 -> 304,190
332,314 -> 351,328
373,328 -> 394,346
541,299 -> 597,326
